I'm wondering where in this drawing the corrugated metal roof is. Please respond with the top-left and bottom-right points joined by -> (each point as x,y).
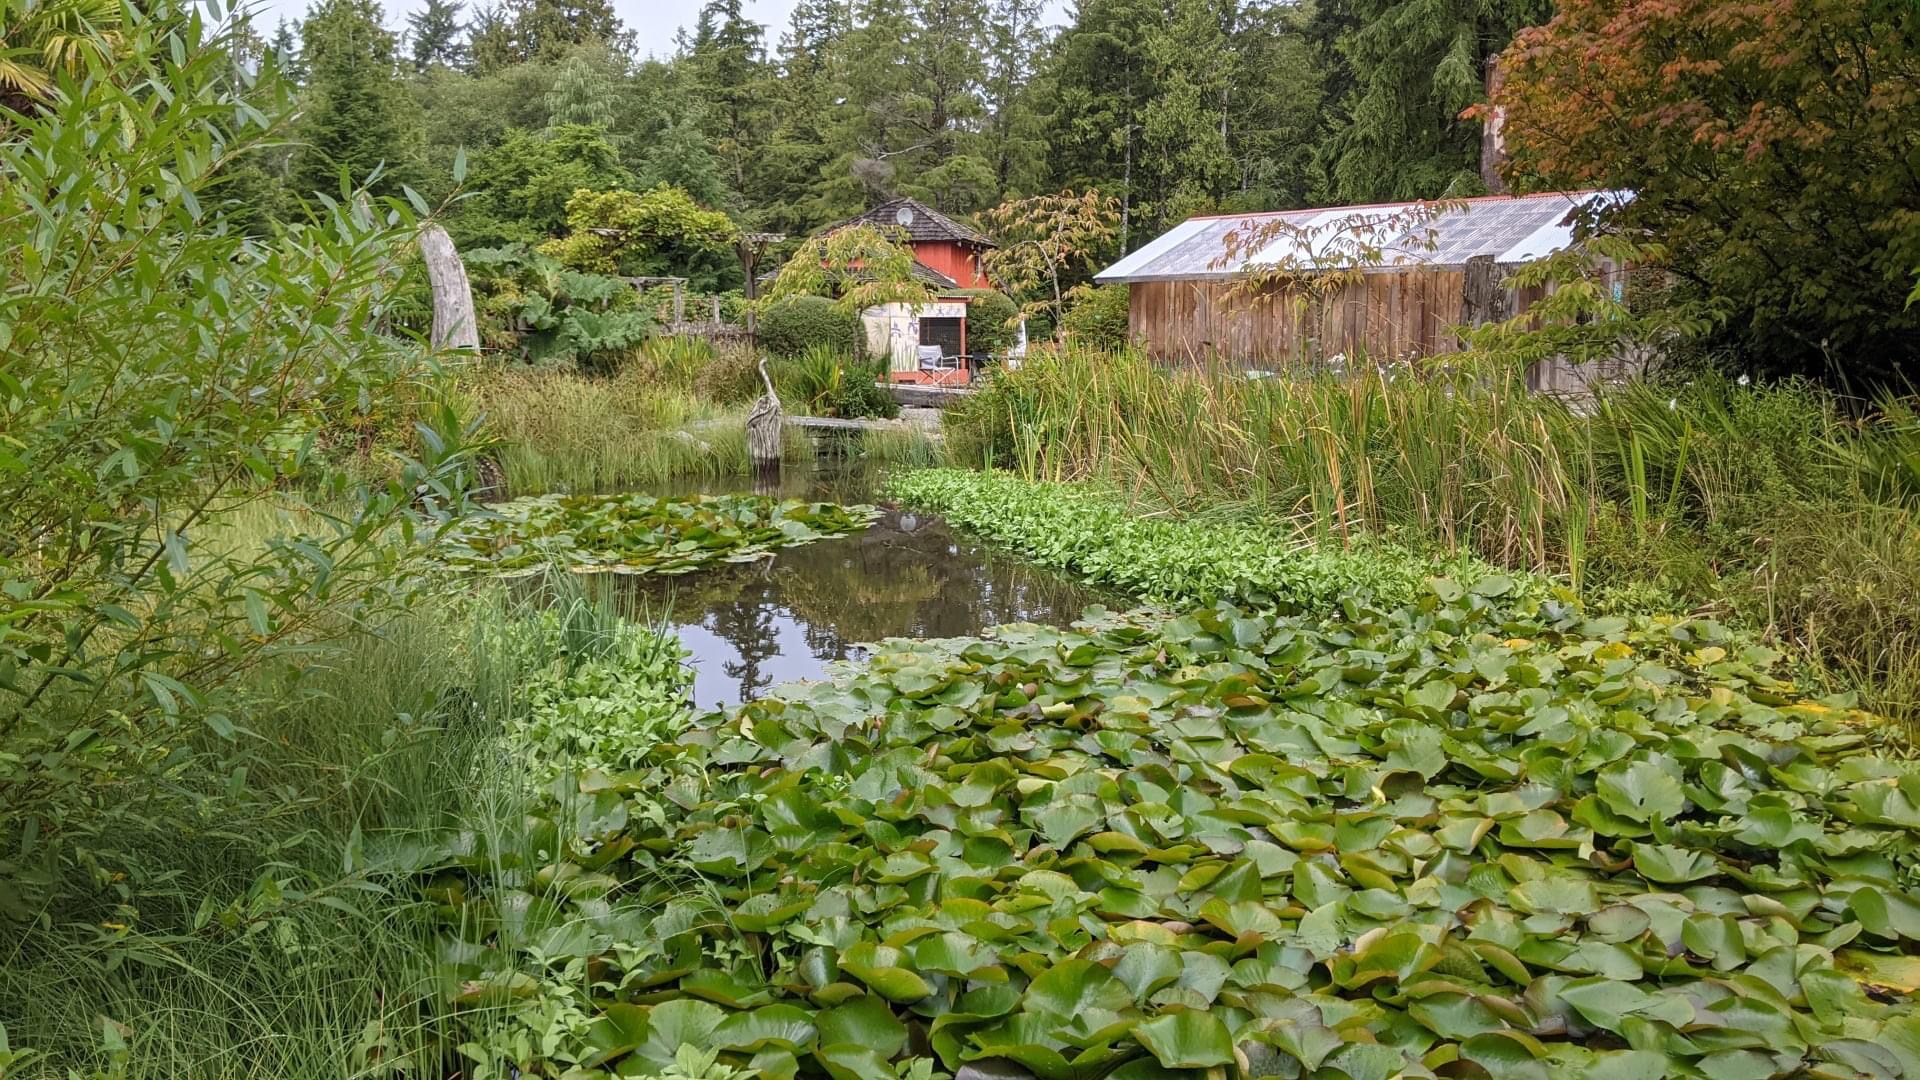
1095,191 -> 1626,284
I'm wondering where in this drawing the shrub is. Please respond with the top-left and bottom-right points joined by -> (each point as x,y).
1060,282 -> 1131,350
957,288 -> 1020,355
0,8 -> 476,925
823,357 -> 899,420
773,346 -> 898,420
694,340 -> 770,404
757,295 -> 865,360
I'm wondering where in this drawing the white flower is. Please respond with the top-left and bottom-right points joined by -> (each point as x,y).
1668,398 -> 1677,411
1737,373 -> 1750,386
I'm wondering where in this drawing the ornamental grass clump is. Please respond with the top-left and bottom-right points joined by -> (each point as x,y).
406,581 -> 1920,1079
436,493 -> 880,576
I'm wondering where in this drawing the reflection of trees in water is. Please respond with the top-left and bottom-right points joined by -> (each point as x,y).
703,563 -> 784,702
613,507 -> 1116,702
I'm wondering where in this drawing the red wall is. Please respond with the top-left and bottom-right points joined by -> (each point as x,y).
913,241 -> 992,290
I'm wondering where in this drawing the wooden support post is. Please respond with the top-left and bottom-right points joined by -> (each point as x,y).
1461,255 -> 1509,329
418,224 -> 480,353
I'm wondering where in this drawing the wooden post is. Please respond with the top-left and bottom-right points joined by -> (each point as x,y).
418,224 -> 480,353
1461,255 -> 1508,329
746,356 -> 783,483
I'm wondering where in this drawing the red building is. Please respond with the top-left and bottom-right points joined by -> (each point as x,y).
824,197 -> 1000,385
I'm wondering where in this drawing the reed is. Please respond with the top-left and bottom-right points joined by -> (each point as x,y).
458,366 -> 800,493
944,347 -> 1920,724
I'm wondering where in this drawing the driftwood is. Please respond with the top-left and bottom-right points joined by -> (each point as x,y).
746,357 -> 783,485
418,224 -> 479,353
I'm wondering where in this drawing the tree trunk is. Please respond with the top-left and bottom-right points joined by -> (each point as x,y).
418,224 -> 479,353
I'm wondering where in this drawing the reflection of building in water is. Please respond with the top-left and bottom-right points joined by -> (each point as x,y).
619,507 -> 1115,709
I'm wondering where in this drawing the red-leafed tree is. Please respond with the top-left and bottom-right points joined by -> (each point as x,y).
1489,0 -> 1920,386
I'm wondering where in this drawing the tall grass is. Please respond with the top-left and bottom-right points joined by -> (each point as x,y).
458,365 -> 811,493
946,348 -> 1920,722
0,579 -> 630,1077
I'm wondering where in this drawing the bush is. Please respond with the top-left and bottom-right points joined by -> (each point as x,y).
773,347 -> 899,420
958,289 -> 1020,355
1060,282 -> 1131,350
757,295 -> 864,360
693,340 -> 769,405
0,9 -> 476,926
824,358 -> 899,420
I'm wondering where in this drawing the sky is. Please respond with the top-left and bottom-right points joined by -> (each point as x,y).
251,0 -> 1069,58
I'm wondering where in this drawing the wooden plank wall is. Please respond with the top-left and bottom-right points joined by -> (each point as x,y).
1129,270 -> 1470,368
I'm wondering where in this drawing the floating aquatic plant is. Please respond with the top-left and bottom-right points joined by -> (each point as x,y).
436,493 -> 880,577
405,580 -> 1920,1079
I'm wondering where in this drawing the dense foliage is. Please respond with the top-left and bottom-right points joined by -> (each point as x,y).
936,347 -> 1920,724
1059,285 -> 1133,353
886,470 -> 1498,612
406,584 -> 1920,1079
467,246 -> 655,369
956,290 -> 1021,357
772,349 -> 901,421
437,494 -> 880,576
0,4 -> 474,923
1492,0 -> 1920,384
758,296 -> 866,361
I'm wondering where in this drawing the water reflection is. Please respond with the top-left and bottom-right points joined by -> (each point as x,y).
615,489 -> 1112,709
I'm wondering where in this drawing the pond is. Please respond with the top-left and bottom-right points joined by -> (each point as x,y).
620,466 -> 1115,710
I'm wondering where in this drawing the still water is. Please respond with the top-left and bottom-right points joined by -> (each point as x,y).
621,468 -> 1113,710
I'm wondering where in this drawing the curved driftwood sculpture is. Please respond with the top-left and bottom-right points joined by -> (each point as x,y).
417,223 -> 479,353
746,356 -> 783,486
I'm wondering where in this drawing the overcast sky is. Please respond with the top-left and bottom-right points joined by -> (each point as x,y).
249,0 -> 1068,58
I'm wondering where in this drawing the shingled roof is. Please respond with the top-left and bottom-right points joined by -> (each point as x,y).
831,197 -> 995,249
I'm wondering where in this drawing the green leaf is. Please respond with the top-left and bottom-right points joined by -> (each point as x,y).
1132,1011 -> 1234,1069
839,942 -> 933,1001
1596,758 -> 1686,822
712,1005 -> 817,1053
1630,843 -> 1717,884
1022,958 -> 1135,1018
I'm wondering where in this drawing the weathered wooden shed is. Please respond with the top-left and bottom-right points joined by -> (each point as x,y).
1094,191 -> 1630,389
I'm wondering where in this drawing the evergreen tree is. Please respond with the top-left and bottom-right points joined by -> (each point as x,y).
270,16 -> 305,83
982,0 -> 1047,195
753,0 -> 854,231
1133,0 -> 1237,233
1219,2 -> 1328,210
406,0 -> 467,71
1044,0 -> 1158,247
686,0 -> 769,203
830,0 -> 994,213
472,0 -> 632,70
544,46 -> 620,130
1321,0 -> 1551,201
628,59 -> 733,207
293,0 -> 412,200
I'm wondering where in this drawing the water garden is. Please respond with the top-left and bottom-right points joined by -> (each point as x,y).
8,5 -> 1920,1079
176,459 -> 1920,1080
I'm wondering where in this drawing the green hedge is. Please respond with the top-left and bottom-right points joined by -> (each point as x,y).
1061,283 -> 1131,351
957,289 -> 1020,355
758,295 -> 864,360
884,467 -> 1522,611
